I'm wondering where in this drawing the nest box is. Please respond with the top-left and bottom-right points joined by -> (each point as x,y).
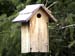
12,4 -> 57,53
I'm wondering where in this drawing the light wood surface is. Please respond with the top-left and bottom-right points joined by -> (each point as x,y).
21,23 -> 30,53
29,8 -> 49,52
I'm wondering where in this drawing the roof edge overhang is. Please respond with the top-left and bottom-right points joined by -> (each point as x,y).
12,4 -> 57,23
27,6 -> 58,22
41,6 -> 58,22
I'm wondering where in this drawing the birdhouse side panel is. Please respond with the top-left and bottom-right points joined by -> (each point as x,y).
29,8 -> 49,52
21,23 -> 30,53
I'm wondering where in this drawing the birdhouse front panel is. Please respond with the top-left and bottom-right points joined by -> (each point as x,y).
29,8 -> 49,52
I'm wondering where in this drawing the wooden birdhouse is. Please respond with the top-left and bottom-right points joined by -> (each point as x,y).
12,4 -> 57,53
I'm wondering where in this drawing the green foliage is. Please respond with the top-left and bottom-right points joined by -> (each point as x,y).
0,0 -> 75,56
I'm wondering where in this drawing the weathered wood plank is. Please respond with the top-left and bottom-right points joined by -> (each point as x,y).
21,23 -> 30,53
29,13 -> 39,52
38,9 -> 49,52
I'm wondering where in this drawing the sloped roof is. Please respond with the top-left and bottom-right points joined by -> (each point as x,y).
12,4 -> 57,22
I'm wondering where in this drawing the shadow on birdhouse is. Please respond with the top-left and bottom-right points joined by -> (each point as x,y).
12,4 -> 57,53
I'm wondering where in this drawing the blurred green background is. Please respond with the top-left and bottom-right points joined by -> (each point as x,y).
0,0 -> 75,56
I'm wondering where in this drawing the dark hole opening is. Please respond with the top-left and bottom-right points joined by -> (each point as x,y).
37,13 -> 41,18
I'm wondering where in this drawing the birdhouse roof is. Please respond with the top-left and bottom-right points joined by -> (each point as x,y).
12,4 -> 57,22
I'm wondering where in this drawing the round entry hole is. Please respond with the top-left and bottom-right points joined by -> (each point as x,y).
37,13 -> 41,18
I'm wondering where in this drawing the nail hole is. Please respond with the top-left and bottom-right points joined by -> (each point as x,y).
30,48 -> 32,51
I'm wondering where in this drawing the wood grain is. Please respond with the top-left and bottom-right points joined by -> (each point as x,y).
29,8 -> 49,52
21,23 -> 30,53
